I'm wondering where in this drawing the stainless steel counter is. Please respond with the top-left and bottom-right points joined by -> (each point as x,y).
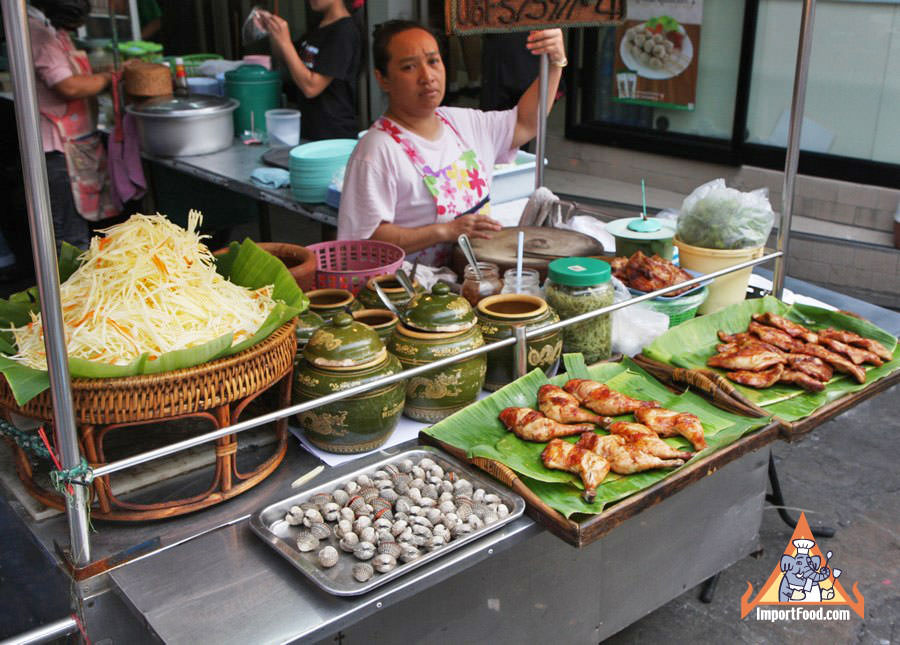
142,141 -> 338,227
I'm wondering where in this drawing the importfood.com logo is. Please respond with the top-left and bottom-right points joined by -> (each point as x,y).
741,512 -> 864,622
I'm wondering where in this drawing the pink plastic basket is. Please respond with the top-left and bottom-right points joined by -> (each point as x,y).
307,240 -> 405,295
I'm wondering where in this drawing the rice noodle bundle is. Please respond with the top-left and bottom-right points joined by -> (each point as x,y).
9,211 -> 276,370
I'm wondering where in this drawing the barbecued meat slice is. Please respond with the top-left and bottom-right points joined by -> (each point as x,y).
633,407 -> 708,451
779,369 -> 826,392
718,330 -> 756,345
716,339 -> 786,356
576,432 -> 684,474
796,344 -> 866,384
613,251 -> 695,296
785,353 -> 833,382
541,439 -> 609,503
537,384 -> 610,426
707,345 -> 785,371
748,321 -> 804,352
563,379 -> 660,416
818,328 -> 893,362
606,421 -> 694,460
725,364 -> 785,389
499,407 -> 595,442
752,312 -> 818,344
819,337 -> 884,367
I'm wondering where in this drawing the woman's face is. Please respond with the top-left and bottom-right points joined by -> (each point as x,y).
376,28 -> 445,118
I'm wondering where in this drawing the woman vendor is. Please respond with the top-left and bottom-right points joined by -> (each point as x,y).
29,0 -> 118,251
337,20 -> 566,266
262,1 -> 362,141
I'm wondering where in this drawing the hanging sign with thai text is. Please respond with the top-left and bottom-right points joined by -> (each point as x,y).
445,0 -> 625,35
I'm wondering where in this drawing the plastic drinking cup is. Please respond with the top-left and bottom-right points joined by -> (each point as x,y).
266,109 -> 301,146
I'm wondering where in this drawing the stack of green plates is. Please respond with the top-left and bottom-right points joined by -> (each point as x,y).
289,139 -> 357,204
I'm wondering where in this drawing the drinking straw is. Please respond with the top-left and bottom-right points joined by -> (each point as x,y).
516,230 -> 524,293
641,178 -> 647,220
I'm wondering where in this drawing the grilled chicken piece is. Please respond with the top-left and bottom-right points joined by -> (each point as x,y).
819,337 -> 883,367
537,384 -> 610,426
633,407 -> 708,451
563,379 -> 660,416
718,330 -> 756,345
716,339 -> 785,356
725,364 -> 785,389
785,354 -> 833,382
576,432 -> 684,474
779,369 -> 826,392
606,421 -> 694,460
498,407 -> 595,442
541,439 -> 610,503
797,344 -> 866,384
748,321 -> 804,352
707,345 -> 785,371
818,329 -> 893,362
612,251 -> 695,296
752,312 -> 819,344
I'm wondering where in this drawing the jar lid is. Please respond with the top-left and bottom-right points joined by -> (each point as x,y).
303,313 -> 386,368
606,217 -> 676,241
224,64 -> 281,83
402,281 -> 476,332
547,257 -> 611,287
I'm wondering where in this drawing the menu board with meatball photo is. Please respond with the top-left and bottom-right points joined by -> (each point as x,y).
613,0 -> 703,110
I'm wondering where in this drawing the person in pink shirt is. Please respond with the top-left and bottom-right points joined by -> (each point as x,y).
29,0 -> 115,251
338,20 -> 566,267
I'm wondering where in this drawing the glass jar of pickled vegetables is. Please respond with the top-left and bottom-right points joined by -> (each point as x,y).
461,262 -> 502,306
544,257 -> 613,364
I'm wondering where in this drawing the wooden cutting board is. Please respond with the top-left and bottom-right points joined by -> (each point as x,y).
451,226 -> 609,279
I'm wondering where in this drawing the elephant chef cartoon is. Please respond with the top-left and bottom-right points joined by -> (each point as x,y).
779,538 -> 843,602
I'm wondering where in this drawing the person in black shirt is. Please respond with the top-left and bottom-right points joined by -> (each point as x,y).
262,2 -> 361,141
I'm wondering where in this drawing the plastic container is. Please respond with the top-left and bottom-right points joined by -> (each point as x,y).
266,109 -> 301,146
500,267 -> 543,297
225,64 -> 282,135
606,217 -> 677,260
162,54 -> 223,76
675,237 -> 763,315
307,240 -> 405,295
491,151 -> 545,204
186,77 -> 219,95
461,262 -> 503,306
544,257 -> 614,363
642,286 -> 709,328
243,54 -> 272,70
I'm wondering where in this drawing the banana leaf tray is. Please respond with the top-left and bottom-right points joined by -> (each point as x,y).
636,297 -> 900,441
419,354 -> 777,547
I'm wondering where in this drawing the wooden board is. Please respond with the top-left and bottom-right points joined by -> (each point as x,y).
419,422 -> 780,547
444,0 -> 625,36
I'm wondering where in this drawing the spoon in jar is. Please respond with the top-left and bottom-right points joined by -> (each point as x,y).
457,234 -> 482,280
372,280 -> 402,318
395,268 -> 417,300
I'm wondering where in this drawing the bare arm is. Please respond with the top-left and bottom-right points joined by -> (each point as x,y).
262,12 -> 332,99
53,73 -> 111,100
512,29 -> 566,149
370,214 -> 502,254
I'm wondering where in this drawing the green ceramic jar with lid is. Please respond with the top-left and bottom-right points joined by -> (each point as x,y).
294,309 -> 326,352
294,313 -> 405,453
357,274 -> 424,312
388,281 -> 486,423
606,217 -> 677,260
544,257 -> 614,364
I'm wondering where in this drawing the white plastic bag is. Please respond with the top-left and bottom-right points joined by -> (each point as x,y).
677,178 -> 775,250
242,6 -> 270,46
610,277 -> 669,357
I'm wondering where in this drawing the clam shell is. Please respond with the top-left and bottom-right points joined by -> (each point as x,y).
393,511 -> 409,522
332,489 -> 349,506
400,544 -> 421,563
408,488 -> 423,503
380,488 -> 399,504
496,504 -> 510,519
372,497 -> 391,512
309,492 -> 332,508
353,516 -> 372,533
397,458 -> 414,473
309,522 -> 331,540
412,516 -> 433,528
373,470 -> 388,480
373,517 -> 393,530
419,457 -> 436,470
424,535 -> 445,551
289,505 -> 303,516
451,523 -> 472,537
473,503 -> 489,520
454,494 -> 473,507
375,479 -> 394,490
473,489 -> 485,503
394,497 -> 412,514
336,519 -> 353,537
373,507 -> 394,523
354,541 -> 376,561
360,486 -> 380,503
433,525 -> 451,541
356,474 -> 373,488
453,479 -> 473,494
348,495 -> 367,514
422,484 -> 439,500
419,497 -> 437,508
468,515 -> 485,530
410,477 -> 426,490
339,533 -> 359,552
303,509 -> 324,526
390,520 -> 408,537
483,510 -> 499,525
409,505 -> 423,516
339,507 -> 355,522
372,553 -> 397,573
300,501 -> 319,513
318,546 -> 339,568
359,526 -> 376,544
377,541 -> 402,558
296,532 -> 320,552
412,524 -> 432,537
440,480 -> 454,494
352,562 -> 374,582
285,513 -> 303,526
446,471 -> 459,483
424,508 -> 442,524
384,464 -> 400,476
483,493 -> 501,505
376,529 -> 393,544
429,465 -> 444,479
411,465 -> 425,479
410,534 -> 426,547
344,481 -> 360,495
439,501 -> 456,514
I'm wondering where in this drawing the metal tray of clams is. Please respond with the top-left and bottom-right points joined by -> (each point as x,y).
249,447 -> 525,596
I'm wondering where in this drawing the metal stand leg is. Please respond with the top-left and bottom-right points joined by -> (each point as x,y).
766,452 -> 835,538
699,574 -> 719,604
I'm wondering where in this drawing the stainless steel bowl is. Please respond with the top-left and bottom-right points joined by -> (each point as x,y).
127,95 -> 239,157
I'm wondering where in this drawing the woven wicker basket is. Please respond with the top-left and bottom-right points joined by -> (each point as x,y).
0,321 -> 297,425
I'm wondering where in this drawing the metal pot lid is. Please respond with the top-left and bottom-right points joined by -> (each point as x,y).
402,281 -> 476,333
127,95 -> 239,118
303,313 -> 387,368
463,226 -> 605,267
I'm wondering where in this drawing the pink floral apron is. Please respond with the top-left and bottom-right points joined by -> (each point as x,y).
39,33 -> 117,222
375,110 -> 491,267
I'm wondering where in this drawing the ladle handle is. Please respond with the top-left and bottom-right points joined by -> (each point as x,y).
457,234 -> 483,280
372,281 -> 402,318
395,268 -> 417,299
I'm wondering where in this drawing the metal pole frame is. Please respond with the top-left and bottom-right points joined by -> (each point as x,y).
534,53 -> 549,189
1,0 -> 91,565
773,0 -> 816,299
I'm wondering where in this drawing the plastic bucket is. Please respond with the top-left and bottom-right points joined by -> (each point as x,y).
675,237 -> 763,314
225,65 -> 281,134
266,109 -> 301,146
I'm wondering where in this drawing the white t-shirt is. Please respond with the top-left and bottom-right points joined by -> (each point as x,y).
337,106 -> 518,242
